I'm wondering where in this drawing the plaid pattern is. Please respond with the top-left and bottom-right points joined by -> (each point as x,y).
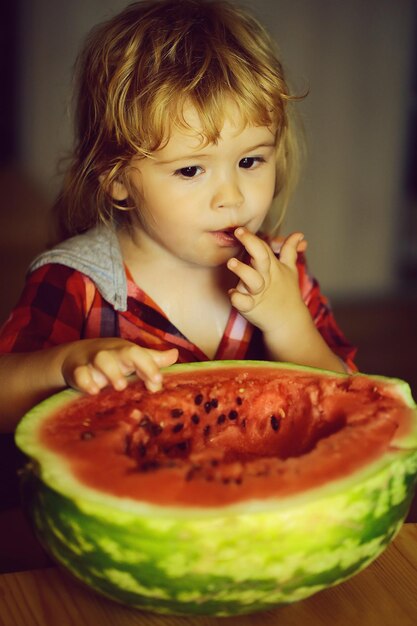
0,253 -> 357,370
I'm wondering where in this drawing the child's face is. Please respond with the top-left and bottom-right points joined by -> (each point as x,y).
122,105 -> 277,268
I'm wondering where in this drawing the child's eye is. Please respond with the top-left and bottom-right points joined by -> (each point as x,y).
239,156 -> 266,169
174,166 -> 203,178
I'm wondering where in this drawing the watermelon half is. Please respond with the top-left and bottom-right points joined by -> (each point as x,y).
15,360 -> 417,616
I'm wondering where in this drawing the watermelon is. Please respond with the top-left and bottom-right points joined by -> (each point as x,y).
15,360 -> 417,616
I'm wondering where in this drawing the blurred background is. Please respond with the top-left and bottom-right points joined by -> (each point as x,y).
1,0 -> 417,567
0,0 -> 416,392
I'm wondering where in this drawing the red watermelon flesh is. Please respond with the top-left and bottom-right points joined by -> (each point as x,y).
37,365 -> 414,507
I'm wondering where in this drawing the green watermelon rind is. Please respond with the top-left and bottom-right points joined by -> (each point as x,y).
15,360 -> 417,616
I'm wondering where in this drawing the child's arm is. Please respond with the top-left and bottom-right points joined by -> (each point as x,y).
227,228 -> 347,373
0,340 -> 178,433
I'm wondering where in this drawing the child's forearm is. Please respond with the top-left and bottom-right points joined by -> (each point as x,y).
0,345 -> 71,432
262,317 -> 348,374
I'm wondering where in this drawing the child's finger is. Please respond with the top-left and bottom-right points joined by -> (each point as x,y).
143,348 -> 179,391
227,257 -> 264,295
279,232 -> 305,268
93,349 -> 130,390
233,227 -> 271,274
124,346 -> 178,392
228,288 -> 254,313
148,348 -> 179,368
71,364 -> 103,394
272,236 -> 307,256
88,365 -> 109,390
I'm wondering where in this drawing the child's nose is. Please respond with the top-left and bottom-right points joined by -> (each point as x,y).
212,176 -> 244,209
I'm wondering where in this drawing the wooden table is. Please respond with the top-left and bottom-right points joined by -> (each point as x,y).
1,523 -> 417,626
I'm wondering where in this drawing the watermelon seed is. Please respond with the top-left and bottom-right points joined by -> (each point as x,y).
140,460 -> 160,472
138,443 -> 147,457
236,397 -> 243,405
139,416 -> 151,428
204,401 -> 212,414
171,408 -> 183,418
228,410 -> 238,420
210,398 -> 218,408
151,423 -> 163,436
172,423 -> 184,433
194,393 -> 203,405
217,414 -> 226,425
204,425 -> 211,437
191,413 -> 200,424
241,418 -> 247,429
177,440 -> 189,451
270,415 -> 281,431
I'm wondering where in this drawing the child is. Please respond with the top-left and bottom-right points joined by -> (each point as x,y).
0,0 -> 356,432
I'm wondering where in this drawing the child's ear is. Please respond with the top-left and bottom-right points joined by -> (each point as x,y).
109,179 -> 129,201
99,174 -> 129,201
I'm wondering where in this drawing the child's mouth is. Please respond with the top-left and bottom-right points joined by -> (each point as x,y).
211,227 -> 241,247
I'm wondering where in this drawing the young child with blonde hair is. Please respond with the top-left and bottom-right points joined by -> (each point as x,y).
0,0 -> 356,431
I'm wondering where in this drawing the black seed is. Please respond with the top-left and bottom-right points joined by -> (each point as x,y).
211,459 -> 219,467
204,401 -> 212,414
172,422 -> 184,434
191,413 -> 200,424
210,398 -> 218,408
140,460 -> 160,472
194,393 -> 203,405
236,397 -> 243,405
177,440 -> 189,452
151,423 -> 163,436
228,410 -> 238,420
138,444 -> 147,457
204,425 -> 211,437
235,477 -> 242,485
171,408 -> 183,418
80,431 -> 94,441
217,414 -> 226,425
270,415 -> 281,431
139,416 -> 151,428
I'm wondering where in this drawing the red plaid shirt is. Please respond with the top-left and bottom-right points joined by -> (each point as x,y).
0,253 -> 357,370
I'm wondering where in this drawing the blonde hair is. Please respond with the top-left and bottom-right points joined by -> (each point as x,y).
55,0 -> 303,238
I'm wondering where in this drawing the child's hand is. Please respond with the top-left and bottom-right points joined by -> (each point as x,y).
61,338 -> 179,395
227,228 -> 310,342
